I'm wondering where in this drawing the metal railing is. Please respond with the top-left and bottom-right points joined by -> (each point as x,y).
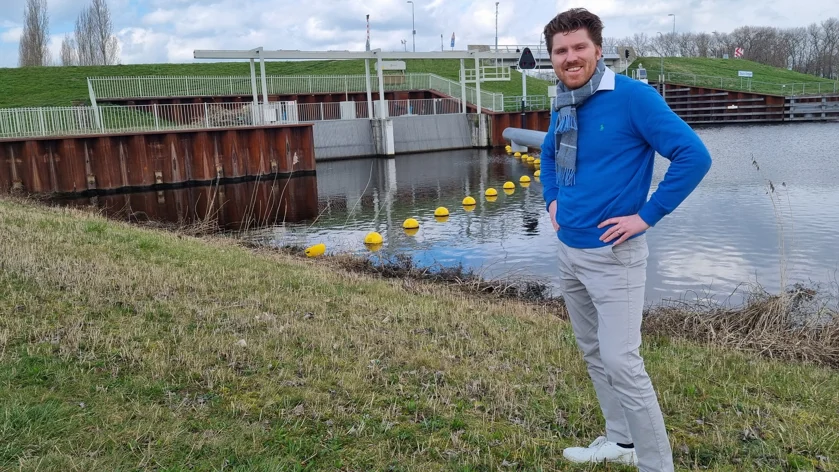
0,101 -> 298,139
295,98 -> 464,122
504,95 -> 549,111
630,68 -> 839,96
88,73 -> 506,112
463,65 -> 512,82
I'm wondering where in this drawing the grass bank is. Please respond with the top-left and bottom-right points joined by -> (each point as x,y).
1,196 -> 838,471
0,60 -> 551,108
629,57 -> 838,95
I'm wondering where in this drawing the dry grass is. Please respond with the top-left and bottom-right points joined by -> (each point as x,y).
644,284 -> 839,368
1,196 -> 838,471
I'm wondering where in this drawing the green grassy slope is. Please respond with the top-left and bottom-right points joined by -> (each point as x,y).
0,60 -> 551,108
629,57 -> 837,95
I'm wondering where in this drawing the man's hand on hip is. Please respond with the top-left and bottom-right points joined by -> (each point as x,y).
548,200 -> 560,232
598,214 -> 650,245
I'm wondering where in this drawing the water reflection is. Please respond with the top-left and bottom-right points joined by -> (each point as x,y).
254,122 -> 839,306
55,176 -> 319,231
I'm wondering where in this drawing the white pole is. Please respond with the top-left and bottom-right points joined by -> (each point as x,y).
259,48 -> 269,106
459,59 -> 466,113
474,57 -> 482,114
87,78 -> 102,130
364,59 -> 374,119
522,67 -> 527,108
249,59 -> 259,124
376,55 -> 386,119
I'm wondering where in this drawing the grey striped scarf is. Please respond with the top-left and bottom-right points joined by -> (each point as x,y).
553,57 -> 607,186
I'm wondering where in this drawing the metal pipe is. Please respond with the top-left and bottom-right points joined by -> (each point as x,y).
502,127 -> 546,148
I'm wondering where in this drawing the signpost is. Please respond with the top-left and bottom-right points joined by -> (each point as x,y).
518,47 -> 536,125
738,70 -> 753,91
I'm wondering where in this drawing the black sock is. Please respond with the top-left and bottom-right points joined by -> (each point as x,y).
617,442 -> 634,449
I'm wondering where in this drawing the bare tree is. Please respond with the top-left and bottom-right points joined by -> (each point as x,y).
18,0 -> 51,67
89,0 -> 119,65
629,33 -> 651,56
60,33 -> 77,65
72,0 -> 120,66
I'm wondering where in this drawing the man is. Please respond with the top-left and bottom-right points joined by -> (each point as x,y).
538,8 -> 711,472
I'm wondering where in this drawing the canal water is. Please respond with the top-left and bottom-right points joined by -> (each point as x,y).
62,121 -> 839,307
253,121 -> 839,307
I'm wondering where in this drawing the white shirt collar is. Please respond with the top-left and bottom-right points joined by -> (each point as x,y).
597,67 -> 616,92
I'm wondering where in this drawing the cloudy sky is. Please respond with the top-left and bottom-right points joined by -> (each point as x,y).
1,0 -> 837,68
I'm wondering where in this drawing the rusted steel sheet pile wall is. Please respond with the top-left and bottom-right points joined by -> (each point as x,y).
56,176 -> 319,229
0,125 -> 316,195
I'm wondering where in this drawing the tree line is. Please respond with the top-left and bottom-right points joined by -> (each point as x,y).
17,0 -> 120,67
605,18 -> 839,79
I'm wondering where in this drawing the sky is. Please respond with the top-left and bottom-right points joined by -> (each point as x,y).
1,0 -> 837,67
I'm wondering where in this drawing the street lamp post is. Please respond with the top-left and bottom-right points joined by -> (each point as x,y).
669,13 -> 675,34
495,2 -> 499,66
407,1 -> 415,52
657,31 -> 665,99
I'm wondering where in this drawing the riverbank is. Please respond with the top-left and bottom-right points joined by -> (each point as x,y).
1,196 -> 837,471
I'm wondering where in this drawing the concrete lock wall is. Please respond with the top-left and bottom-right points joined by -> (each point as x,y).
312,119 -> 376,160
392,114 -> 473,153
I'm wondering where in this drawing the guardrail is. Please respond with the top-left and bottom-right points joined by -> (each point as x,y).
0,102 -> 298,139
88,73 -> 507,112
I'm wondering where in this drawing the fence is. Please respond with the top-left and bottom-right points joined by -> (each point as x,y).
503,95 -> 549,111
295,98 -> 463,122
0,102 -> 298,139
88,73 -> 506,112
629,68 -> 839,96
1,97 -> 468,139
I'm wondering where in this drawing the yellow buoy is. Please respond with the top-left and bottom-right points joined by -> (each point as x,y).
534,169 -> 541,177
403,218 -> 419,229
435,215 -> 449,223
404,227 -> 419,236
534,158 -> 541,165
520,181 -> 531,188
304,243 -> 325,257
513,152 -> 521,158
462,196 -> 476,206
503,181 -> 515,190
463,203 -> 476,212
366,242 -> 383,252
434,206 -> 449,217
486,195 -> 498,202
364,231 -> 383,245
522,153 -> 529,160
485,188 -> 498,197
503,188 -> 515,196
520,175 -> 531,184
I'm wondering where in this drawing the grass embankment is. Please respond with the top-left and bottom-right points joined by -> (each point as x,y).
1,196 -> 838,471
0,60 -> 551,108
629,57 -> 838,95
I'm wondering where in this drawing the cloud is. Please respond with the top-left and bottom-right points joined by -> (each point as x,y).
0,0 -> 838,67
1,26 -> 22,43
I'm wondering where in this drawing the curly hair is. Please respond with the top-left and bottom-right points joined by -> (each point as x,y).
543,8 -> 604,53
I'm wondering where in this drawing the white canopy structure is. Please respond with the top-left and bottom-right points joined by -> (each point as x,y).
192,47 -> 524,117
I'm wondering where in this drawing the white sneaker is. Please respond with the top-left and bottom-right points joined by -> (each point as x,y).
563,436 -> 638,466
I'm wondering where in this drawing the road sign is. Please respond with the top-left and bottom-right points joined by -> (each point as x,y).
734,47 -> 744,58
518,47 -> 536,69
738,70 -> 753,77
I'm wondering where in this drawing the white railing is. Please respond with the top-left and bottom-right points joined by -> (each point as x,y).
0,101 -> 298,139
504,95 -> 549,111
88,73 -> 506,112
295,98 -> 463,122
0,106 -> 98,138
428,74 -> 504,111
463,65 -> 512,82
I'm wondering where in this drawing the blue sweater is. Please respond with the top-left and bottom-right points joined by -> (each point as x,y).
540,75 -> 712,249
